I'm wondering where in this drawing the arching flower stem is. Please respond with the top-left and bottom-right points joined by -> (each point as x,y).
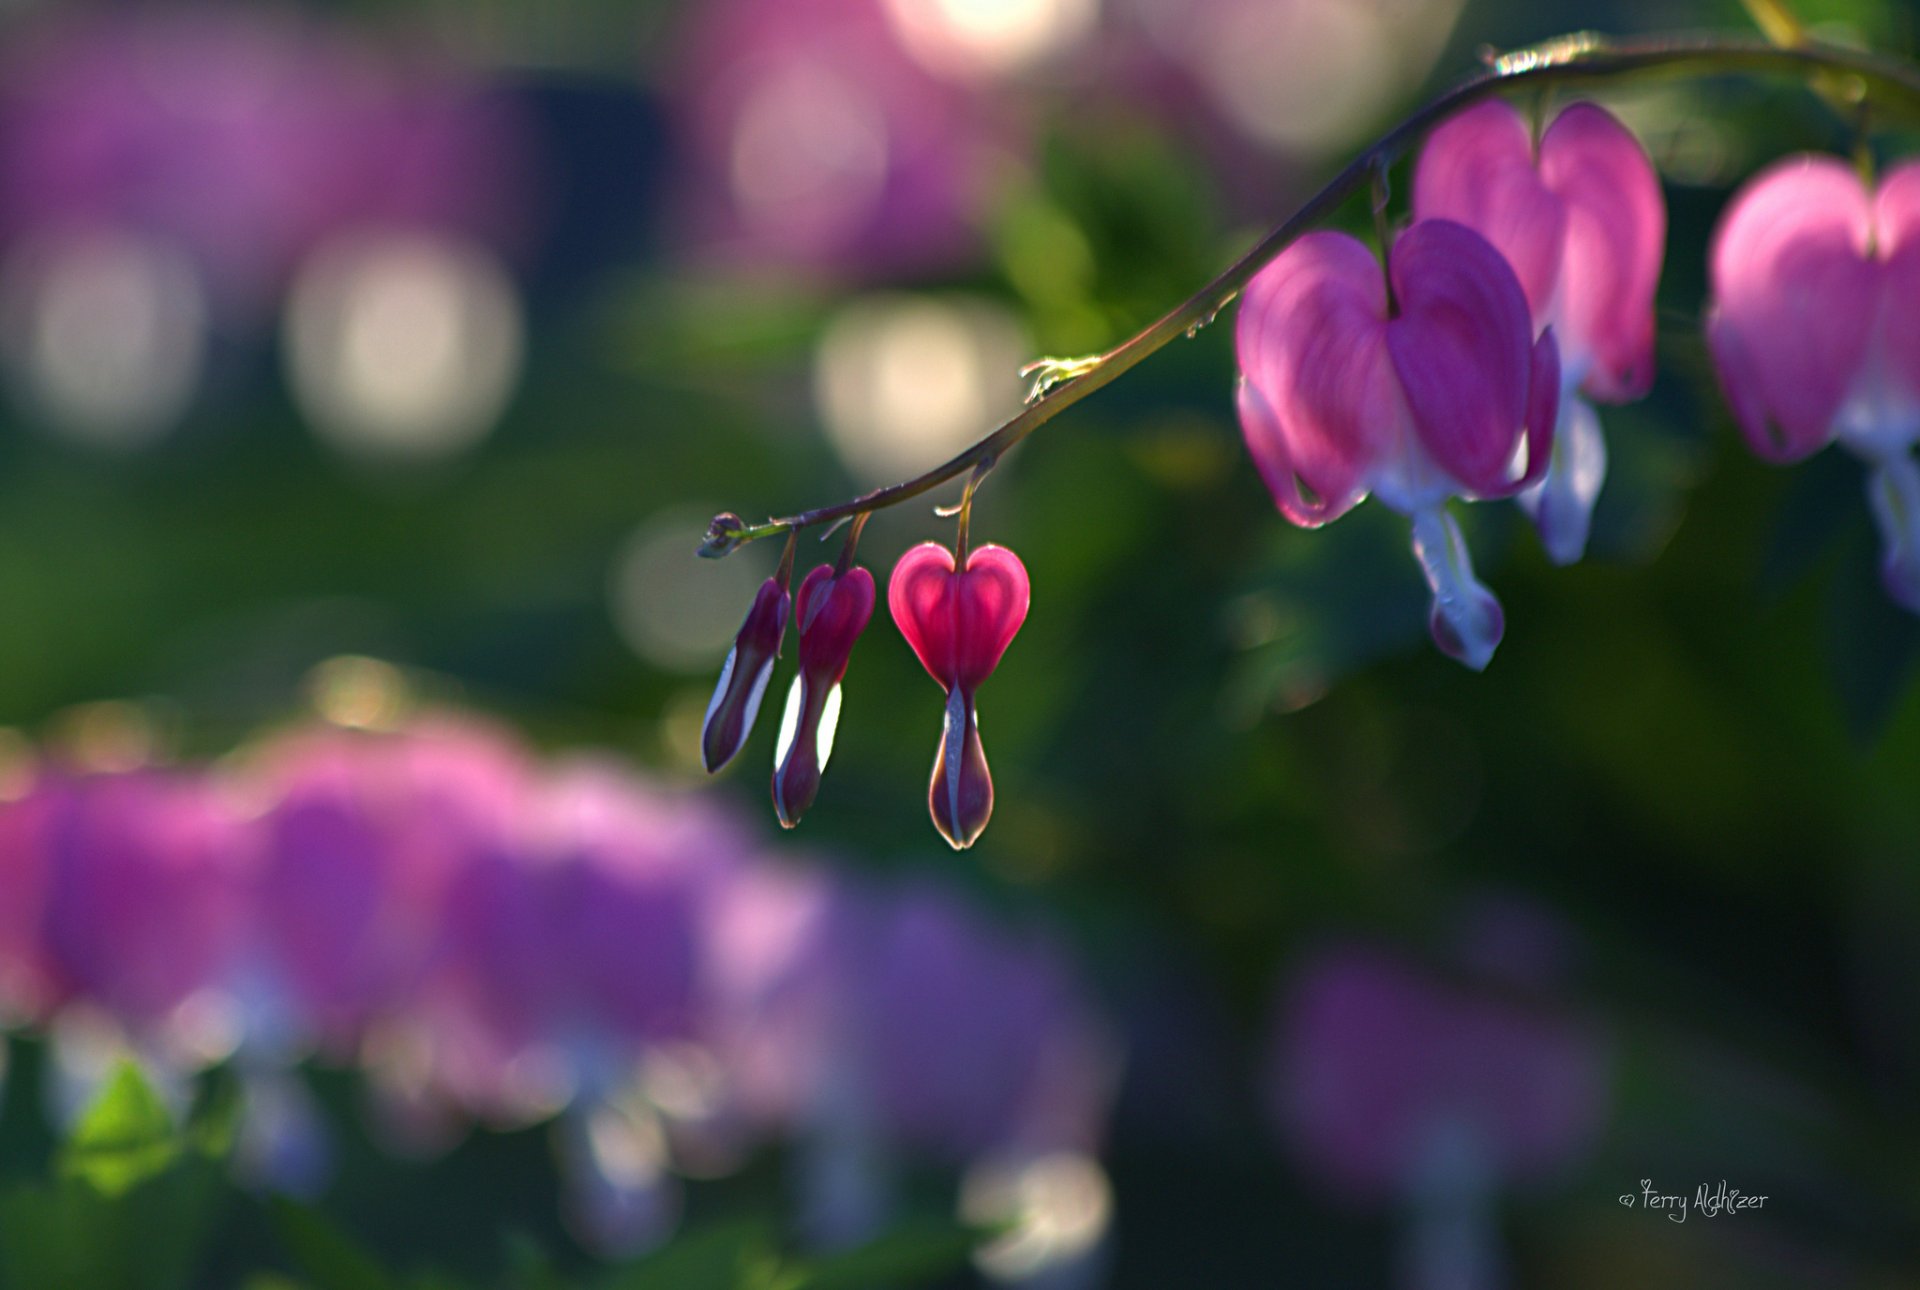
699,33 -> 1920,560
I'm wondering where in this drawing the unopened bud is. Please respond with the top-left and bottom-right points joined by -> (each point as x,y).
701,577 -> 790,773
698,513 -> 752,560
772,564 -> 876,827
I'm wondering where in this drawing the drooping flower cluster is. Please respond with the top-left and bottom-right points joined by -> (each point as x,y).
1414,100 -> 1667,565
1235,218 -> 1559,669
1707,156 -> 1920,611
1231,93 -> 1920,678
702,537 -> 879,832
1234,97 -> 1675,670
688,82 -> 1920,847
704,522 -> 1029,850
0,709 -> 1113,1262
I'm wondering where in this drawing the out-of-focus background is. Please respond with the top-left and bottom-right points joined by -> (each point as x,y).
0,0 -> 1918,1286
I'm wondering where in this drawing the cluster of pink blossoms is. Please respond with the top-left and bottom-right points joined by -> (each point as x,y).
704,531 -> 1030,850
0,8 -> 529,316
1235,97 -> 1920,666
0,712 -> 1110,1255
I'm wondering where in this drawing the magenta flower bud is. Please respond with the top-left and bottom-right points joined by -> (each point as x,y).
702,576 -> 791,773
1415,100 -> 1666,564
772,564 -> 876,828
1235,219 -> 1559,669
1706,156 -> 1920,612
888,542 -> 1030,849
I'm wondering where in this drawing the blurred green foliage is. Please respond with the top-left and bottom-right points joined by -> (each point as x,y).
0,1060 -> 983,1290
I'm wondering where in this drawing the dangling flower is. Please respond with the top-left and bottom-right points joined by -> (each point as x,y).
1414,99 -> 1666,564
1235,218 -> 1559,669
702,570 -> 791,774
1706,155 -> 1920,612
773,561 -> 877,827
888,542 -> 1029,849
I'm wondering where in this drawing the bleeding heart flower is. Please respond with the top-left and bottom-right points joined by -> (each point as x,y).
1706,155 -> 1920,612
888,542 -> 1030,849
773,563 -> 877,827
1414,100 -> 1666,564
702,575 -> 791,774
1235,218 -> 1559,669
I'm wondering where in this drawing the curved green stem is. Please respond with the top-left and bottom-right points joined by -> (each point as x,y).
701,31 -> 1920,557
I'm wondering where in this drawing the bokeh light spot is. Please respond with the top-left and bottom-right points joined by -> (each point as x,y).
610,509 -> 775,673
881,0 -> 1101,80
0,228 -> 208,448
814,294 -> 1029,485
961,1152 -> 1112,1281
728,62 -> 891,249
284,230 -> 524,463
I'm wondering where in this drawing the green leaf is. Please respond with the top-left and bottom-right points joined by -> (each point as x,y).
0,1181 -> 100,1288
599,1220 -> 779,1290
788,1220 -> 982,1290
0,1153 -> 229,1290
270,1197 -> 403,1290
59,1062 -> 179,1197
186,1070 -> 244,1161
501,1231 -> 570,1290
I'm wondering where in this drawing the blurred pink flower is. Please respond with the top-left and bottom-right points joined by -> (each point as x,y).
699,866 -> 1112,1249
30,768 -> 253,1040
424,759 -> 748,1122
0,769 -> 56,1023
669,0 -> 1013,274
237,715 -> 532,1056
1415,100 -> 1666,564
1235,219 -> 1559,668
707,866 -> 1109,1150
834,879 -> 1112,1166
1270,943 -> 1608,1202
1707,155 -> 1920,611
0,9 -> 531,313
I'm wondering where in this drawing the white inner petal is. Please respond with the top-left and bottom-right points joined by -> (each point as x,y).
774,675 -> 805,771
816,684 -> 844,770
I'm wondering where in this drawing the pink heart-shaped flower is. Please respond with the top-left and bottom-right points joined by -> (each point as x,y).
888,542 -> 1030,693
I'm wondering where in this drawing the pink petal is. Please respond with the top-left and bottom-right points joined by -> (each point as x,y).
1412,99 -> 1567,323
1235,379 -> 1363,526
1872,160 -> 1920,418
1522,326 -> 1561,492
886,542 -> 1028,692
1538,103 -> 1665,402
1234,230 -> 1401,524
1386,219 -> 1536,497
795,564 -> 876,682
953,545 -> 1030,692
1708,155 -> 1876,462
889,542 -> 959,684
